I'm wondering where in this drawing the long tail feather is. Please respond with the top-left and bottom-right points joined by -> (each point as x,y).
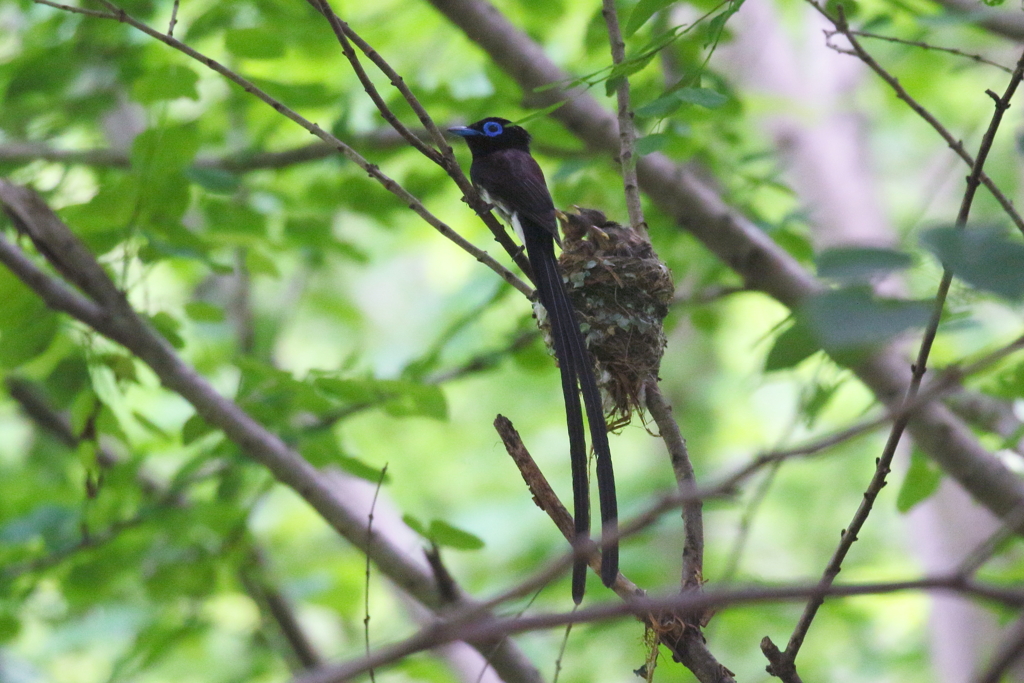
523,225 -> 619,598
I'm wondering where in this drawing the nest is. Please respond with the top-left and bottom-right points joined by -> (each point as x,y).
536,207 -> 674,428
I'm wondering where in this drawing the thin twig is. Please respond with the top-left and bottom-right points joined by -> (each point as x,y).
644,382 -> 703,592
167,0 -> 179,36
601,0 -> 647,236
771,33 -> 1024,675
493,415 -> 735,683
41,0 -> 531,298
305,0 -> 532,277
849,29 -> 1013,73
810,1 -> 1024,236
364,464 -> 389,683
290,574 -> 1024,683
34,0 -> 117,18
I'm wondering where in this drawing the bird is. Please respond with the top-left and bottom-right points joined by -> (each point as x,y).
448,117 -> 618,602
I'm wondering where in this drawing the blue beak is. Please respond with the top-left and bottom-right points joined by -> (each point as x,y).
447,126 -> 480,137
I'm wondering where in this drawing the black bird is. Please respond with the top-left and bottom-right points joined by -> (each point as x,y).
448,117 -> 618,601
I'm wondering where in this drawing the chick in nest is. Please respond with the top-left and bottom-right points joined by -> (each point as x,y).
552,207 -> 674,428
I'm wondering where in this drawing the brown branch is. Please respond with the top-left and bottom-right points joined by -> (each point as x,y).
0,180 -> 544,683
493,415 -> 735,683
292,574 -> 1024,683
645,383 -> 703,592
772,36 -> 1024,673
600,0 -> 647,236
848,29 -> 1013,73
814,3 -> 1024,236
37,0 -> 531,299
305,0 -> 533,278
929,0 -> 1024,43
242,548 -> 325,671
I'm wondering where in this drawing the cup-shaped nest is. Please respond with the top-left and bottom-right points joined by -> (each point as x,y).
547,207 -> 674,428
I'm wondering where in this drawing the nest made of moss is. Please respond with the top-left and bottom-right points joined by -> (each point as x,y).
534,207 -> 674,428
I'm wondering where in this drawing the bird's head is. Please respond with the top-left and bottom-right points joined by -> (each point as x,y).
447,117 -> 531,155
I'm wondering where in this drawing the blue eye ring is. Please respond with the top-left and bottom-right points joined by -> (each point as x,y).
482,121 -> 503,137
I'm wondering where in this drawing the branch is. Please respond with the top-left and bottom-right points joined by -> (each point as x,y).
424,0 -> 1024,547
293,573 -> 1024,683
36,0 -> 532,299
600,0 -> 647,235
848,29 -> 1013,73
305,0 -> 533,278
930,0 -> 1024,43
493,415 -> 735,683
772,36 -> 1024,673
644,383 -> 703,592
815,2 -> 1024,235
0,181 -> 544,683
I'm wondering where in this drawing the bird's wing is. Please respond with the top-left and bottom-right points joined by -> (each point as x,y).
470,150 -> 559,241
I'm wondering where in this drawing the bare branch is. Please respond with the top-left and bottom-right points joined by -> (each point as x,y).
600,0 -> 647,236
814,2 -> 1024,236
777,36 -> 1024,670
292,574 -> 1024,683
494,415 -> 734,683
848,29 -> 1013,73
644,382 -> 703,592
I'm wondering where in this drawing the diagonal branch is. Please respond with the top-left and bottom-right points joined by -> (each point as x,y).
37,0 -> 532,299
771,37 -> 1024,677
0,179 -> 544,683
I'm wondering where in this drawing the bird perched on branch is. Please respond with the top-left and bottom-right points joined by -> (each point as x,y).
448,117 -> 617,601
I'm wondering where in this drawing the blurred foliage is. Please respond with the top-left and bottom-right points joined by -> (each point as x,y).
1,0 -> 1024,681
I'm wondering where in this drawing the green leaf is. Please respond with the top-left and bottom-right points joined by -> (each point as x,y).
245,249 -> 281,278
624,0 -> 677,37
427,520 -> 485,550
515,100 -> 568,124
182,413 -> 215,445
675,87 -> 728,109
765,320 -> 820,371
635,94 -> 682,118
132,126 -> 201,174
184,166 -> 241,194
0,267 -> 60,368
249,78 -> 335,107
224,28 -> 286,60
402,514 -> 428,537
801,287 -> 933,350
921,225 -> 1024,299
70,388 -> 98,437
146,311 -> 185,349
816,247 -> 914,282
400,516 -> 484,550
635,133 -> 672,156
896,448 -> 943,512
60,177 -> 139,234
133,64 -> 200,104
315,378 -> 447,420
184,301 -> 225,323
